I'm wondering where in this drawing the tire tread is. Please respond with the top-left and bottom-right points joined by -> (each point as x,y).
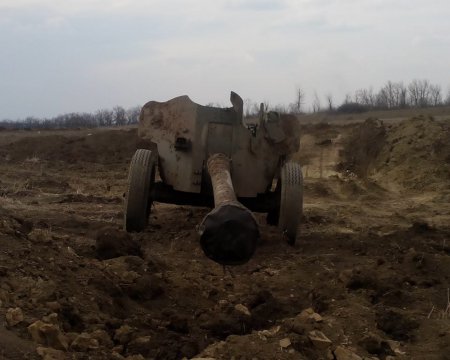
124,149 -> 155,232
278,161 -> 303,245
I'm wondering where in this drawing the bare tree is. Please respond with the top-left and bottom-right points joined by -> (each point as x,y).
376,87 -> 389,109
113,106 -> 127,126
354,89 -> 364,105
325,93 -> 333,111
383,81 -> 395,108
95,109 -> 113,127
126,106 -> 141,124
293,87 -> 305,114
24,116 -> 40,128
408,79 -> 431,107
312,92 -> 321,113
344,93 -> 352,104
374,81 -> 407,109
354,87 -> 377,107
445,88 -> 450,106
397,83 -> 408,108
429,84 -> 442,106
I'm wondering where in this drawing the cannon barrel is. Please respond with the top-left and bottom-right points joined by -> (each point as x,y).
199,153 -> 260,265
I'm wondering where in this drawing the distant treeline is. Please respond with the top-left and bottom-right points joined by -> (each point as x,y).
0,105 -> 141,130
247,79 -> 450,115
334,79 -> 450,114
2,79 -> 450,130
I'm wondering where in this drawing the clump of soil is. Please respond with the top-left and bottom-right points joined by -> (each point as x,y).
94,226 -> 142,260
376,308 -> 419,341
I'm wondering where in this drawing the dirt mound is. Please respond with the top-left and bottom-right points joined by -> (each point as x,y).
373,116 -> 450,191
337,118 -> 386,178
339,116 -> 450,191
0,129 -> 139,164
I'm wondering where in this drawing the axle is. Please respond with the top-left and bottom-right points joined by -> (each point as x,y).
198,153 -> 260,265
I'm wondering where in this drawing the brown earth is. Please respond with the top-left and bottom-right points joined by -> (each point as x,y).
0,118 -> 449,360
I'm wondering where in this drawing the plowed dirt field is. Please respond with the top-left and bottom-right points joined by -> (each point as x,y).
0,117 -> 449,360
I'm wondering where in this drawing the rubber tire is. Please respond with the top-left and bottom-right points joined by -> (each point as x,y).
124,149 -> 156,232
278,161 -> 303,245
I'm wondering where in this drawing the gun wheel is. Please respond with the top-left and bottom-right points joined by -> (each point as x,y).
278,161 -> 303,245
124,149 -> 156,232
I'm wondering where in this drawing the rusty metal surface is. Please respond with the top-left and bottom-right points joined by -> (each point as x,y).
207,123 -> 233,157
199,153 -> 259,265
136,92 -> 302,265
207,153 -> 236,205
138,91 -> 300,197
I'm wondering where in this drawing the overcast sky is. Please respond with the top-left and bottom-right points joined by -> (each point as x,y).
1,0 -> 449,119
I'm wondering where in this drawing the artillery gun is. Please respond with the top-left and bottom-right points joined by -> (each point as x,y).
124,92 -> 303,266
